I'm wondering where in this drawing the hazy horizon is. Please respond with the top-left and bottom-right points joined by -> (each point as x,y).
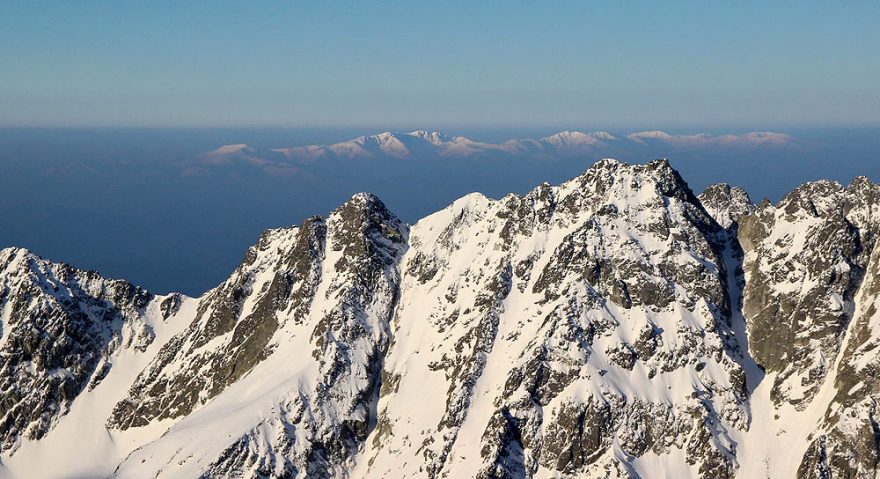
3,2 -> 878,128
2,1 -> 878,294
2,126 -> 879,296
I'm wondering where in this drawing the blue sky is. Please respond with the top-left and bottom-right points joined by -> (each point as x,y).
2,1 -> 878,128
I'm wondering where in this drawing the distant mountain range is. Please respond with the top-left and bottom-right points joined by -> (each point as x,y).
195,130 -> 797,171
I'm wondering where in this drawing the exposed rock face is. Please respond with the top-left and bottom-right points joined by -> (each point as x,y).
1,161 -> 880,479
0,248 -> 158,453
360,159 -> 746,479
699,183 -> 754,230
734,176 -> 880,479
109,193 -> 407,478
739,181 -> 864,407
107,216 -> 328,429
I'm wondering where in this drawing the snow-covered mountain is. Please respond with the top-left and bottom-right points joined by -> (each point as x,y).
197,130 -> 796,168
197,130 -> 620,167
1,158 -> 877,478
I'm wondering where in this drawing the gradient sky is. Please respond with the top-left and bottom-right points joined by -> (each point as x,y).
2,1 -> 878,128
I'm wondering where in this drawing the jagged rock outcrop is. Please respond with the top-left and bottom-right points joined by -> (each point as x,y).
108,193 -> 407,479
736,176 -> 880,478
1,160 -> 879,479
699,183 -> 754,230
107,216 -> 327,429
359,159 -> 747,479
738,179 -> 880,405
0,248 -> 160,453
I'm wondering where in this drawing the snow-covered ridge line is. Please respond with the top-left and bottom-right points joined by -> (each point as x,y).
199,129 -> 797,165
2,158 -> 879,479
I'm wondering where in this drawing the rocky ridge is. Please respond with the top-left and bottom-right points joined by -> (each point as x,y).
0,159 -> 878,478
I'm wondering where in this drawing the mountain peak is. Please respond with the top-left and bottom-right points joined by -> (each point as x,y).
0,246 -> 28,259
580,157 -> 677,180
194,129 -> 797,170
332,192 -> 398,228
405,130 -> 452,144
0,247 -> 31,275
541,130 -> 617,147
5,158 -> 880,478
699,183 -> 755,229
201,143 -> 256,158
345,191 -> 386,210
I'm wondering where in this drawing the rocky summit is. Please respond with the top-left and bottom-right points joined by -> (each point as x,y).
1,159 -> 879,479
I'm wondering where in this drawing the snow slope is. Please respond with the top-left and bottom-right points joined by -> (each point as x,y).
1,159 -> 878,479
